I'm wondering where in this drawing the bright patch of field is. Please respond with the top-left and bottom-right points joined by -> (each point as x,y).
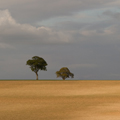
0,80 -> 120,120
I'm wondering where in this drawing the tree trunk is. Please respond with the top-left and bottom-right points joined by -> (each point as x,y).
36,72 -> 38,80
62,77 -> 65,80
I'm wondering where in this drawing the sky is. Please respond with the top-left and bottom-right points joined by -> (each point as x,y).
0,0 -> 120,80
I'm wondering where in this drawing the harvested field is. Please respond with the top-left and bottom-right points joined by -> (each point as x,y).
0,80 -> 120,120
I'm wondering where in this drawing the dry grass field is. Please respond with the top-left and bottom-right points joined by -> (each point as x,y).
0,80 -> 120,120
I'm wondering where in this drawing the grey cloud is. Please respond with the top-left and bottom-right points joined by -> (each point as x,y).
0,10 -> 74,48
103,10 -> 120,19
0,0 -> 115,24
54,21 -> 89,30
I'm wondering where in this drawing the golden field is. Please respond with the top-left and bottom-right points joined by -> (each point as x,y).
0,80 -> 120,120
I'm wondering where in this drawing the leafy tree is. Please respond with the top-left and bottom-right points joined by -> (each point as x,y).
56,67 -> 74,80
26,56 -> 47,80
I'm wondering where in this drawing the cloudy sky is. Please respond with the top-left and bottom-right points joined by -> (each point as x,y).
0,0 -> 120,80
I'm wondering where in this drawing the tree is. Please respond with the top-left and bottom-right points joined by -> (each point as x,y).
56,67 -> 74,80
26,56 -> 47,80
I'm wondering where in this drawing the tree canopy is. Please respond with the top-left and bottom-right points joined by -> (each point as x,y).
26,56 -> 47,80
56,67 -> 74,80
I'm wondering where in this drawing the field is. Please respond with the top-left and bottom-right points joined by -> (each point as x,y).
0,80 -> 120,120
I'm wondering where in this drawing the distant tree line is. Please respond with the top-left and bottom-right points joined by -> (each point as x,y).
26,56 -> 74,80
